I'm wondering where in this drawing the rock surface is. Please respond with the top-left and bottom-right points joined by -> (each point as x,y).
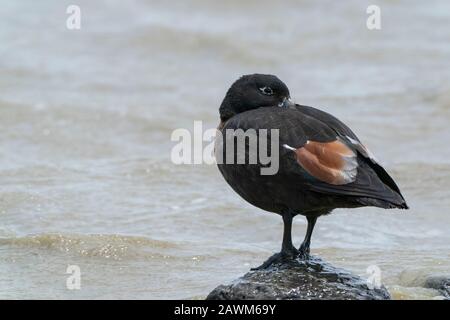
424,276 -> 450,299
207,255 -> 391,300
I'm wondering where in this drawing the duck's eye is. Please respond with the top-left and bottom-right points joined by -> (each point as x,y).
259,86 -> 274,96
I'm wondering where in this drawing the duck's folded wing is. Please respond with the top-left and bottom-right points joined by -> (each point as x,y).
296,105 -> 405,202
283,137 -> 407,208
284,106 -> 408,208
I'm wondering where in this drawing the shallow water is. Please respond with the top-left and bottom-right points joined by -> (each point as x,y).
0,0 -> 449,299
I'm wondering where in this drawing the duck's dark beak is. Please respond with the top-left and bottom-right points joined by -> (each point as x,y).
278,97 -> 295,108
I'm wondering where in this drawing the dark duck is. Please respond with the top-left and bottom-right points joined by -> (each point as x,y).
215,74 -> 408,269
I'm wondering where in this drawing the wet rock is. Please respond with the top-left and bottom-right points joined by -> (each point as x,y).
207,255 -> 390,300
424,276 -> 450,299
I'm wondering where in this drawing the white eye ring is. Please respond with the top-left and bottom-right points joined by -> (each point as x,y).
259,86 -> 274,96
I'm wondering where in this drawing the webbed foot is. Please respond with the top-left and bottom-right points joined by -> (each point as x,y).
251,247 -> 298,271
298,242 -> 311,260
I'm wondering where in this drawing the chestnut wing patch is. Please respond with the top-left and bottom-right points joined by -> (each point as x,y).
284,139 -> 358,185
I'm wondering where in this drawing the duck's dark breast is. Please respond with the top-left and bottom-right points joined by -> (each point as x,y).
216,147 -> 355,216
216,157 -> 315,214
215,110 -> 345,215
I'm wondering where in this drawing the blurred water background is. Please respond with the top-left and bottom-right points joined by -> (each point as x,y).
0,0 -> 449,299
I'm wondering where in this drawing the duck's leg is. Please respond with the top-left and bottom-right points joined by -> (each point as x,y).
298,216 -> 317,259
280,213 -> 296,254
251,212 -> 297,270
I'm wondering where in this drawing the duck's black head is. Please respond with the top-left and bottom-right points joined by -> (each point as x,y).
219,74 -> 294,122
